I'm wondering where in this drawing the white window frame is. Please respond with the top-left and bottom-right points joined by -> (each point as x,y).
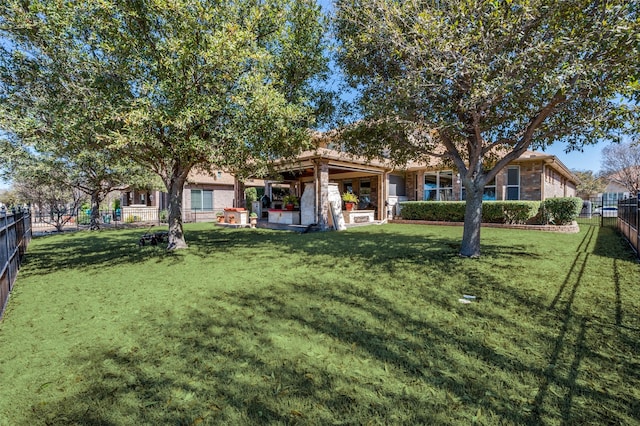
424,170 -> 455,201
506,166 -> 520,200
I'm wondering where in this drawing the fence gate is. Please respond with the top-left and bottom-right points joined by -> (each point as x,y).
578,195 -> 619,228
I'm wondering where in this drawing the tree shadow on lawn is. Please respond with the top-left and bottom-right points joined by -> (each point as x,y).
20,225 -> 541,278
23,263 -> 638,425
186,225 -> 542,266
20,229 -> 184,278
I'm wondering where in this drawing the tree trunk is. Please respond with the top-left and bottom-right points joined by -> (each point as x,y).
166,174 -> 188,250
460,179 -> 484,258
89,192 -> 102,230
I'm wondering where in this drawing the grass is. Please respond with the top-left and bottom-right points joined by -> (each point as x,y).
0,223 -> 638,425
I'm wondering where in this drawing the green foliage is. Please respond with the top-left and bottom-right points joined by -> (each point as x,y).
335,0 -> 639,256
0,224 -> 638,424
573,170 -> 607,199
499,201 -> 542,225
283,194 -> 299,206
541,197 -> 583,225
341,192 -> 358,203
244,187 -> 258,212
124,215 -> 140,223
159,210 -> 168,223
0,0 -> 331,248
400,201 -> 540,224
400,201 -> 466,221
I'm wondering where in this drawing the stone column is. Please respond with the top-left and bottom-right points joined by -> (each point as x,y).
319,161 -> 330,230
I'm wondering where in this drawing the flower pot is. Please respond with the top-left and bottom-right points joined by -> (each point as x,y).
285,203 -> 295,211
217,216 -> 225,223
345,202 -> 355,211
250,217 -> 257,228
228,216 -> 236,224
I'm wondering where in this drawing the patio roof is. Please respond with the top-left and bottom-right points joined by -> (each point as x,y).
273,147 -> 393,180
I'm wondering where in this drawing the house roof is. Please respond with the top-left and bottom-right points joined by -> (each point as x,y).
516,151 -> 578,184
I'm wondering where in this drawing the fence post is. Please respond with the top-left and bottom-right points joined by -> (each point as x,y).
4,212 -> 10,291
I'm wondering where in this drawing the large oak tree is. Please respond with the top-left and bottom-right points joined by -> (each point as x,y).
335,0 -> 639,257
1,0 -> 330,249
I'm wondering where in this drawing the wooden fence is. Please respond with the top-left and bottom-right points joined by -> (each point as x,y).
0,208 -> 32,319
618,194 -> 639,259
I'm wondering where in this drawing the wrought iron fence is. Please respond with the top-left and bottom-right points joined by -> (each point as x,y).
577,195 -> 619,228
1,208 -> 32,319
30,207 -> 220,233
618,194 -> 639,259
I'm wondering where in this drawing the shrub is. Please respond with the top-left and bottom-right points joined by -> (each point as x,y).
399,201 -> 540,224
125,215 -> 140,223
399,202 -> 466,221
245,187 -> 258,212
499,201 -> 540,224
540,197 -> 582,225
159,209 -> 168,223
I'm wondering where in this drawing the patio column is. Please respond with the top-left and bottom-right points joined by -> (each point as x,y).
319,161 -> 330,230
381,172 -> 389,220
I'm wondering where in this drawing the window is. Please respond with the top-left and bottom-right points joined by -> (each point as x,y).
359,179 -> 371,209
191,189 -> 213,211
461,177 -> 496,201
506,166 -> 520,200
424,171 -> 455,201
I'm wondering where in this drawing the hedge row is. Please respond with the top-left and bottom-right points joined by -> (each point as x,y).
399,197 -> 582,225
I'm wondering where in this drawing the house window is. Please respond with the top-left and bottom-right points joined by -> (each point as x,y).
506,166 -> 520,200
424,171 -> 454,201
359,179 -> 371,209
461,177 -> 496,201
191,189 -> 213,211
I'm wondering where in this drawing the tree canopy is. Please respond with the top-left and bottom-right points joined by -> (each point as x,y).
335,0 -> 639,256
1,0 -> 331,248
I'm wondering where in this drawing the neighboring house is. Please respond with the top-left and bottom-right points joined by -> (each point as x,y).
121,170 -> 264,222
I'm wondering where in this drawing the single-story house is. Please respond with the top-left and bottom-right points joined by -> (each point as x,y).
120,170 -> 264,222
121,136 -> 578,229
267,147 -> 577,229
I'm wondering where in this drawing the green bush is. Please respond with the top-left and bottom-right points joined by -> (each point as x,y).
500,201 -> 541,224
399,201 -> 466,221
399,201 -> 540,224
159,210 -> 168,223
540,197 -> 582,225
125,215 -> 141,223
245,187 -> 258,212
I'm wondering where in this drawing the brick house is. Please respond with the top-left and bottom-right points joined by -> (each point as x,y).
403,151 -> 577,203
121,170 -> 264,222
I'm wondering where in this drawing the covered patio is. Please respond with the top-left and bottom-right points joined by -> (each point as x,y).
264,148 -> 395,230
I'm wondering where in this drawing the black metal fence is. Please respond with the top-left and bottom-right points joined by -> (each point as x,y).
1,208 -> 32,319
618,194 -> 639,259
30,207 -> 220,232
577,195 -> 620,228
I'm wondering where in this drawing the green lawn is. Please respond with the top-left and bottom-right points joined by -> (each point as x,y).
0,223 -> 638,425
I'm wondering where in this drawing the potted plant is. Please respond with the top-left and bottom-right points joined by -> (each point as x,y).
249,212 -> 258,228
342,192 -> 358,211
216,211 -> 225,223
282,194 -> 298,210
